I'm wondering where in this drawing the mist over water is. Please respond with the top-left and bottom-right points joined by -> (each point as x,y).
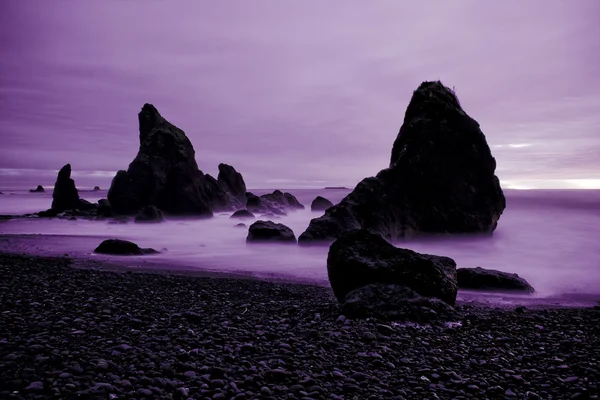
1,188 -> 599,304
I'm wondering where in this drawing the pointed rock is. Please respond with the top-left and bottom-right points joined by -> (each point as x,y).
51,164 -> 80,211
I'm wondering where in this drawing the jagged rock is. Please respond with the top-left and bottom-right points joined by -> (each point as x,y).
94,239 -> 158,255
218,163 -> 247,205
246,220 -> 297,244
29,185 -> 45,193
230,209 -> 255,219
134,205 -> 164,223
299,81 -> 505,244
311,196 -> 334,212
51,164 -> 81,211
245,190 -> 303,215
457,267 -> 535,293
107,104 -> 242,216
327,230 -> 458,305
341,284 -> 458,322
93,186 -> 101,191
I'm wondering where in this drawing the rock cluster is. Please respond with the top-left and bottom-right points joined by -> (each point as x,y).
300,81 -> 506,244
245,190 -> 304,215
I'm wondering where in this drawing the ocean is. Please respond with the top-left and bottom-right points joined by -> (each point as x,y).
0,187 -> 599,307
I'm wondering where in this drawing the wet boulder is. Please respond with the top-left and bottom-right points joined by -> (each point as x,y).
299,81 -> 505,244
94,239 -> 158,255
246,220 -> 297,244
457,267 -> 535,293
230,209 -> 255,219
327,230 -> 458,305
311,196 -> 334,212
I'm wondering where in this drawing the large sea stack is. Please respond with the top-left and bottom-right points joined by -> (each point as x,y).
107,104 -> 244,216
299,81 -> 505,244
51,164 -> 80,211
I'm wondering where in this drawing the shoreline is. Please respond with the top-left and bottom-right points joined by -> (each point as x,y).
1,251 -> 598,399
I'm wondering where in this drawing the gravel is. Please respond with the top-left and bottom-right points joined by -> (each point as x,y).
0,252 -> 598,399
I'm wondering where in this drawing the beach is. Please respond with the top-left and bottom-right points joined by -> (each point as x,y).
1,252 -> 598,399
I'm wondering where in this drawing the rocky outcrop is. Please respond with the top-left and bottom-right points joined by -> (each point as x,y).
93,186 -> 101,191
299,81 -> 505,244
246,220 -> 297,244
311,196 -> 333,212
97,199 -> 113,218
245,190 -> 304,215
230,209 -> 255,219
341,284 -> 458,322
29,185 -> 45,193
327,230 -> 458,306
134,205 -> 164,223
457,267 -> 535,293
94,239 -> 158,255
107,104 -> 244,217
218,163 -> 247,206
51,164 -> 89,212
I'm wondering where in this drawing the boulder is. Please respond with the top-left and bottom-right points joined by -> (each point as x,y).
341,284 -> 458,322
299,81 -> 505,244
134,205 -> 164,223
93,186 -> 101,191
235,223 -> 247,228
311,196 -> 334,212
246,220 -> 297,244
107,104 -> 242,216
457,267 -> 535,293
230,209 -> 255,219
29,185 -> 45,193
327,230 -> 458,305
51,164 -> 80,211
218,163 -> 247,205
94,239 -> 158,255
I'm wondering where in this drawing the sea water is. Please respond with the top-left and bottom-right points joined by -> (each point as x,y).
0,188 -> 599,306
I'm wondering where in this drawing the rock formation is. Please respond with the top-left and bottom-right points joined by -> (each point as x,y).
327,230 -> 458,308
230,209 -> 255,219
299,81 -> 505,244
134,205 -> 164,223
51,164 -> 82,211
94,239 -> 158,255
310,196 -> 333,212
218,163 -> 247,206
457,267 -> 534,293
107,104 -> 244,216
246,220 -> 297,244
30,185 -> 45,193
93,186 -> 101,191
245,190 -> 304,215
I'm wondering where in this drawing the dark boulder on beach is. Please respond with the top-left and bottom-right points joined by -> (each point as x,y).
327,230 -> 458,306
299,81 -> 505,244
107,104 -> 242,216
218,163 -> 247,205
311,196 -> 334,212
51,164 -> 83,211
134,205 -> 164,223
247,220 -> 297,244
94,239 -> 158,255
29,185 -> 45,193
230,209 -> 255,219
457,267 -> 535,293
341,284 -> 458,322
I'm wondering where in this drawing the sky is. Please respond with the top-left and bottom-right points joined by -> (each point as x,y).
0,1 -> 599,190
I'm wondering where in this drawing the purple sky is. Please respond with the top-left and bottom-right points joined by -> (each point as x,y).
1,1 -> 599,189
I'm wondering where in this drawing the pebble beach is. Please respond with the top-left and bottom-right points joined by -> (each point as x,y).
1,252 -> 598,400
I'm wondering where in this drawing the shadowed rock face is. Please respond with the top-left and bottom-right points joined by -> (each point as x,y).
218,163 -> 247,205
107,104 -> 241,216
51,164 -> 80,211
299,81 -> 505,244
311,196 -> 334,212
327,230 -> 458,306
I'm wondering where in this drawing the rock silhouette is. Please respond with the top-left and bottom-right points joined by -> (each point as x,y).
93,186 -> 101,191
299,81 -> 505,244
230,209 -> 255,219
245,190 -> 304,215
107,104 -> 243,216
51,164 -> 81,211
247,220 -> 297,244
218,163 -> 247,206
327,230 -> 458,306
29,185 -> 45,193
310,196 -> 333,212
134,205 -> 164,223
94,239 -> 158,255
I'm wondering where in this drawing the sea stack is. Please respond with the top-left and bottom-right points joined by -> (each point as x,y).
107,104 -> 244,216
51,164 -> 80,211
299,81 -> 505,244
